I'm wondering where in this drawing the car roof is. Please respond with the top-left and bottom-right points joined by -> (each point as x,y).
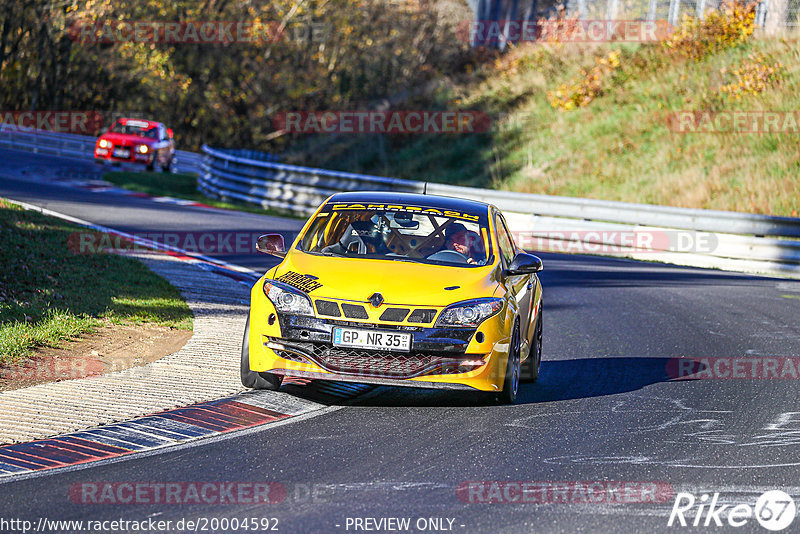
325,191 -> 493,216
117,118 -> 161,128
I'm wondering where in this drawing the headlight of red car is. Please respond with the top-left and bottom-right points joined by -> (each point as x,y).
98,139 -> 110,148
135,145 -> 149,154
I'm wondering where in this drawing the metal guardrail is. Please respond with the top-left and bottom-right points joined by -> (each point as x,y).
1,128 -> 797,276
0,126 -> 204,175
200,144 -> 800,277
200,145 -> 800,238
199,144 -> 419,215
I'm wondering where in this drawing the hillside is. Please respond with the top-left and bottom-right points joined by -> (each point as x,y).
282,5 -> 800,216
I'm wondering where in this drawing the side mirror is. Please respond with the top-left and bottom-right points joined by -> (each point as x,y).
256,234 -> 286,258
166,128 -> 174,139
506,252 -> 542,275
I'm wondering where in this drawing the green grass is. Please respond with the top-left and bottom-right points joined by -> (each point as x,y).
104,171 -> 204,199
281,36 -> 800,217
0,199 -> 192,364
103,171 -> 300,218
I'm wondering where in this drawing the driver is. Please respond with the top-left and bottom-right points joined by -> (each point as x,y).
443,223 -> 479,264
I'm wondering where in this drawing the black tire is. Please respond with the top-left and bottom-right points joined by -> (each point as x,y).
521,309 -> 542,383
161,156 -> 172,173
146,160 -> 156,172
240,317 -> 283,390
496,322 -> 521,404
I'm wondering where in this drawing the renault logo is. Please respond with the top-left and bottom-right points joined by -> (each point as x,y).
369,293 -> 384,307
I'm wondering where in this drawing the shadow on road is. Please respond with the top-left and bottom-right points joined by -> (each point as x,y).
335,356 -> 673,408
516,356 -> 672,404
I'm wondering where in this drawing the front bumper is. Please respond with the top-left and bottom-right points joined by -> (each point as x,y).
95,147 -> 153,165
247,286 -> 513,392
265,369 -> 478,391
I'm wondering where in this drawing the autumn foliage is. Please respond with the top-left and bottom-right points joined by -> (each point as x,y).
663,0 -> 757,60
0,0 -> 470,151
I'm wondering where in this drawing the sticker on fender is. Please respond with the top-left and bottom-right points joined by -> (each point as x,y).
333,327 -> 411,352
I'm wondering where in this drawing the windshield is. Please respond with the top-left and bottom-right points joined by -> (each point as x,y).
298,204 -> 493,267
108,121 -> 158,139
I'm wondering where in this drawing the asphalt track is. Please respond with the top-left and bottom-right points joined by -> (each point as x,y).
1,148 -> 800,533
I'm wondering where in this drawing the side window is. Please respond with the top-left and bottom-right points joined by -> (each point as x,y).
495,214 -> 516,266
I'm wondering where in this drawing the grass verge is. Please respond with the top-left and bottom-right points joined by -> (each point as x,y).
0,198 -> 192,364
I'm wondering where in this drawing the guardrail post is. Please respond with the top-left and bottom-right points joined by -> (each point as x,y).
606,0 -> 619,20
696,0 -> 707,18
764,0 -> 788,33
755,1 -> 768,26
577,0 -> 587,19
647,0 -> 658,20
668,0 -> 681,26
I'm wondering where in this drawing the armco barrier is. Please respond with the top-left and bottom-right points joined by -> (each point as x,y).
200,144 -> 800,278
200,145 -> 800,238
0,126 -> 204,175
1,128 -> 798,277
199,145 -> 418,215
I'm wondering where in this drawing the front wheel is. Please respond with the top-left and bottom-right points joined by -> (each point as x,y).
521,309 -> 542,383
240,317 -> 283,390
496,323 -> 521,404
161,156 -> 173,173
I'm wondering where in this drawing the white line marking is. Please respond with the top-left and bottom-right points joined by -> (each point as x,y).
2,197 -> 260,278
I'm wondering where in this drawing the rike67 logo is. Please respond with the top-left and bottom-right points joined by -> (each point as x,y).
668,490 -> 796,531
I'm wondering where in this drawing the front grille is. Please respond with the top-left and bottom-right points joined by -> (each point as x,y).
323,349 -> 436,377
309,301 -> 437,324
379,307 -> 410,322
408,308 -> 437,324
265,338 -> 480,379
341,303 -> 369,319
315,300 -> 341,317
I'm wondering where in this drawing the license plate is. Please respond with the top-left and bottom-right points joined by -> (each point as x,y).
113,148 -> 129,158
332,327 -> 411,352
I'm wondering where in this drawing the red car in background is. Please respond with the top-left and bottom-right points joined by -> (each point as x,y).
94,118 -> 175,172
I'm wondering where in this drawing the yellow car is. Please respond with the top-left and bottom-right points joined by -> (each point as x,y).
241,192 -> 543,403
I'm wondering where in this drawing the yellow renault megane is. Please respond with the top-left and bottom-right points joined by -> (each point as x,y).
241,192 -> 543,403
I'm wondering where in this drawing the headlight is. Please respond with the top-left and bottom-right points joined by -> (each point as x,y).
136,144 -> 149,154
98,139 -> 110,148
435,298 -> 503,328
263,280 -> 314,316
